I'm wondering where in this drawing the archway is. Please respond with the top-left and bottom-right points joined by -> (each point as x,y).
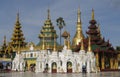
51,62 -> 57,73
0,62 -> 3,71
105,56 -> 110,69
25,61 -> 28,71
82,65 -> 86,73
6,63 -> 11,71
67,61 -> 72,73
30,63 -> 36,72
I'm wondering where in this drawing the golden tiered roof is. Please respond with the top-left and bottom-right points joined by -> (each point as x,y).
62,30 -> 69,38
92,8 -> 95,20
10,12 -> 27,49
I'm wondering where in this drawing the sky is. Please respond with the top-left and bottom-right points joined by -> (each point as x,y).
0,0 -> 120,48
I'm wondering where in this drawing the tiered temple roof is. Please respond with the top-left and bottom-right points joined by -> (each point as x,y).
38,9 -> 58,50
10,13 -> 27,49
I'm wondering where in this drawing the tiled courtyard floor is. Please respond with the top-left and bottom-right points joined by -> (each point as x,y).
0,71 -> 120,77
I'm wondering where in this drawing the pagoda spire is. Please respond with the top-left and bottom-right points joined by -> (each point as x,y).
1,35 -> 7,54
80,37 -> 84,50
53,35 -> 57,51
67,34 -> 71,50
92,8 -> 95,20
47,9 -> 50,19
15,12 -> 21,26
77,7 -> 82,24
3,35 -> 7,46
88,36 -> 92,52
72,8 -> 84,46
16,12 -> 19,22
38,9 -> 58,48
10,13 -> 26,49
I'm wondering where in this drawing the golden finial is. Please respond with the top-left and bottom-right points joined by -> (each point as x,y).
3,35 -> 6,45
88,36 -> 92,52
80,37 -> 84,50
47,9 -> 50,19
53,35 -> 57,51
42,34 -> 45,50
77,7 -> 81,24
67,34 -> 71,49
92,8 -> 95,20
16,12 -> 19,22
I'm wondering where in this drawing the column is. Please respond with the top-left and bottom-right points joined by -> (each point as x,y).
101,56 -> 105,69
110,58 -> 113,69
95,53 -> 100,71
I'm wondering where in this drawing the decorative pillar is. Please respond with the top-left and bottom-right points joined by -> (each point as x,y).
64,38 -> 66,46
114,59 -> 118,69
110,58 -> 113,69
86,61 -> 91,73
101,56 -> 105,69
95,52 -> 100,70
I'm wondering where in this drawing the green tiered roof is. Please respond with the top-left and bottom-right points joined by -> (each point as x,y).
10,13 -> 27,48
38,9 -> 58,49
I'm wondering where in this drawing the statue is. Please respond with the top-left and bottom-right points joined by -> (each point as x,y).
91,56 -> 96,72
63,45 -> 67,50
53,64 -> 56,69
30,44 -> 34,51
12,53 -> 25,71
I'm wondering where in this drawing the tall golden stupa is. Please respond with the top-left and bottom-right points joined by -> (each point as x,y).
72,8 -> 84,46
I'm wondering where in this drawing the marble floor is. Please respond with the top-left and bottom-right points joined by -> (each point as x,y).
0,71 -> 120,77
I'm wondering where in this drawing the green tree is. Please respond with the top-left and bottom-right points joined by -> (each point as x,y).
56,17 -> 65,45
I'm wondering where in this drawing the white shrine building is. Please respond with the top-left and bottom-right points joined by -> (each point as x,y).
12,36 -> 98,73
35,36 -> 97,73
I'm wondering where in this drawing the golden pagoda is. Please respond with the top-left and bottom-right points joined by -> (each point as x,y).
72,8 -> 84,46
10,13 -> 27,49
38,9 -> 58,50
0,36 -> 7,57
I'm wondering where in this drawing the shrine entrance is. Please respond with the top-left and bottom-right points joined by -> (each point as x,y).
82,65 -> 86,73
0,62 -> 3,71
30,63 -> 36,72
67,61 -> 72,73
51,62 -> 57,73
